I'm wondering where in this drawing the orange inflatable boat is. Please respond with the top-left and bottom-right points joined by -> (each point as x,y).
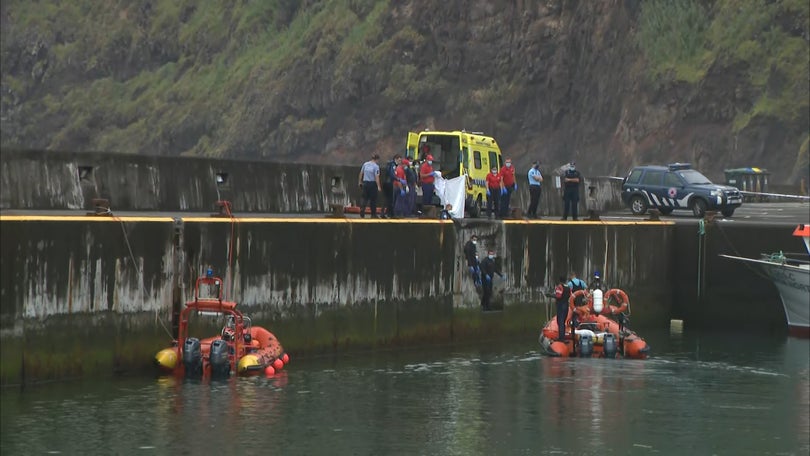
155,275 -> 290,378
539,288 -> 650,359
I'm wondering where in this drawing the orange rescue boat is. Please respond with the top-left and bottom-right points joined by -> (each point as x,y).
539,288 -> 650,359
155,275 -> 290,378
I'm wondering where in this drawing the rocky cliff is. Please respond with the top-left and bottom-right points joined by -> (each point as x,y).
1,0 -> 808,184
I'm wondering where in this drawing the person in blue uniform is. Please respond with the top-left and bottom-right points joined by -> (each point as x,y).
562,162 -> 582,221
480,250 -> 503,311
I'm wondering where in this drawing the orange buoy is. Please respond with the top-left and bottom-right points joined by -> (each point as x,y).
282,353 -> 290,364
264,365 -> 275,376
273,358 -> 284,370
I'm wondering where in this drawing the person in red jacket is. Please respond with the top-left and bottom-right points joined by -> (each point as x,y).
420,154 -> 437,208
485,165 -> 502,219
393,159 -> 408,217
499,158 -> 517,218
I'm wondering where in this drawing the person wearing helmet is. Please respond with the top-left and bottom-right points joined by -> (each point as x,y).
589,271 -> 604,292
419,154 -> 437,209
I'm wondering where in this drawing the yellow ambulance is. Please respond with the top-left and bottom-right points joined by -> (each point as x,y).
405,130 -> 503,217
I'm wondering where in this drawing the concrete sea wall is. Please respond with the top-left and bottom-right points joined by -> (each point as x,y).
0,149 -> 626,215
1,215 -> 674,385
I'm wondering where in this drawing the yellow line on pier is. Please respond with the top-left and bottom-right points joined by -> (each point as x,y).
0,215 -> 673,225
0,215 -> 175,222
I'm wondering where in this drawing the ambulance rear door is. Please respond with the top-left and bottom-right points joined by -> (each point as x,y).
406,132 -> 419,159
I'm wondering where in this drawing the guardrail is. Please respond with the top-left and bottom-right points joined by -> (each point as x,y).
739,191 -> 810,202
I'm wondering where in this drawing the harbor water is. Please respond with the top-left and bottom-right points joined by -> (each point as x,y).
1,328 -> 808,455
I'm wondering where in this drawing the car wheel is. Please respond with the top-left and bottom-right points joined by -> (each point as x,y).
691,198 -> 708,217
659,207 -> 674,215
721,208 -> 735,217
629,195 -> 648,215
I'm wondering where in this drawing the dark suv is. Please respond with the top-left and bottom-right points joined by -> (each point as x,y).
621,163 -> 743,217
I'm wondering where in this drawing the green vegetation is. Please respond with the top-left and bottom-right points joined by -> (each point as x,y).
1,0 -> 398,156
1,0 -> 807,172
638,0 -> 810,131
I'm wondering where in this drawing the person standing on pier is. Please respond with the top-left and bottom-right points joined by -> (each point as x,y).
382,154 -> 401,218
486,166 -> 502,219
499,158 -> 517,218
480,250 -> 504,311
403,158 -> 417,216
420,154 -> 437,209
527,161 -> 544,218
562,162 -> 582,221
358,153 -> 382,218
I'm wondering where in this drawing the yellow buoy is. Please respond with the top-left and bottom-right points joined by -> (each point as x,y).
155,348 -> 178,371
238,354 -> 260,373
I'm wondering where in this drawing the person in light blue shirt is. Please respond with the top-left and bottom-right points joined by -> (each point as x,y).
357,154 -> 382,218
526,161 -> 544,218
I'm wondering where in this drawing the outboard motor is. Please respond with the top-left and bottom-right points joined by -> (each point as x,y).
182,337 -> 203,377
578,334 -> 594,357
603,333 -> 618,358
209,339 -> 230,378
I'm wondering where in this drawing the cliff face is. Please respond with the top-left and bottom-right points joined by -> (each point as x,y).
1,0 -> 808,184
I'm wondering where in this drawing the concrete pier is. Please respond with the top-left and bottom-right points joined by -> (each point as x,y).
1,151 -> 805,385
1,215 -> 677,385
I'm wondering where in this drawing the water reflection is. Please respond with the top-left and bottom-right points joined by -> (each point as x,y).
1,331 -> 807,455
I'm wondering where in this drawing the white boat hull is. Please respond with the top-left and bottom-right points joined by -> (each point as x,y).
720,255 -> 810,337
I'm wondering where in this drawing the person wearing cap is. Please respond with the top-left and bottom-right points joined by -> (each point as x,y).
358,153 -> 382,218
499,158 -> 517,218
485,165 -> 502,219
562,161 -> 582,221
419,154 -> 437,209
527,161 -> 544,219
480,249 -> 504,311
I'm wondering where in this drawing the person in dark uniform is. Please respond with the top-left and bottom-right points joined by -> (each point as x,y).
562,162 -> 582,221
463,235 -> 481,288
589,271 -> 604,292
480,249 -> 504,311
383,154 -> 401,218
403,158 -> 417,216
553,276 -> 572,341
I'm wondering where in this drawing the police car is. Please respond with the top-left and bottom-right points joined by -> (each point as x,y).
621,163 -> 743,217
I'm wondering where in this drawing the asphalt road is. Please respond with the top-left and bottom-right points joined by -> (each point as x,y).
599,201 -> 810,226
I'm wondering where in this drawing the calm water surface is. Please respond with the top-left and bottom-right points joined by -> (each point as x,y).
1,329 -> 808,455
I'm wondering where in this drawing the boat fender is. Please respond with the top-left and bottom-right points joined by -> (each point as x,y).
603,333 -> 618,358
592,289 -> 604,314
579,334 -> 594,357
